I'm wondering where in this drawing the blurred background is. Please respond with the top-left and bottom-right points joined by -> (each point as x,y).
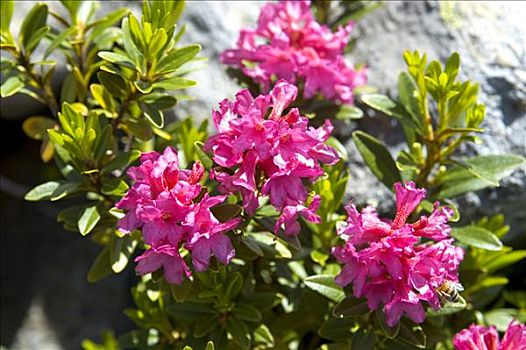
1,1 -> 525,349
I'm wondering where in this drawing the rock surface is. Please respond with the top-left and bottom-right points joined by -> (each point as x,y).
1,1 -> 525,348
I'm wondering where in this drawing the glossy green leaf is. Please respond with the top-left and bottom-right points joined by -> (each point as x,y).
101,150 -> 141,175
437,155 -> 526,198
452,226 -> 503,251
351,329 -> 376,350
87,246 -> 113,283
140,102 -> 164,128
22,116 -> 56,140
250,232 -> 292,259
25,181 -> 82,201
19,3 -> 48,49
0,0 -> 14,33
210,203 -> 242,223
98,51 -> 135,69
254,324 -> 274,347
97,71 -> 128,98
226,317 -> 250,349
484,309 -> 519,332
485,250 -> 526,273
193,141 -> 213,169
304,275 -> 345,302
1,76 -> 24,97
78,205 -> 101,236
193,316 -> 218,338
362,93 -> 419,129
101,178 -> 129,196
352,131 -> 401,190
332,297 -> 369,318
426,297 -> 466,316
152,76 -> 196,90
233,303 -> 262,322
156,44 -> 201,73
110,235 -> 137,273
336,105 -> 363,120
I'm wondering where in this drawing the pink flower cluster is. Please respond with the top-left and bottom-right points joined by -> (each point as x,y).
204,80 -> 339,236
116,147 -> 240,284
221,0 -> 366,104
453,320 -> 526,350
332,181 -> 464,327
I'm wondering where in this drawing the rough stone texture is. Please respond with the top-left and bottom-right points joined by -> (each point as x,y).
1,1 -> 525,349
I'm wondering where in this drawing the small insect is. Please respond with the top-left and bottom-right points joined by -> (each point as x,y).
436,280 -> 464,303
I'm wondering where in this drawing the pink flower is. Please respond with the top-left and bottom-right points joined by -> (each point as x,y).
332,181 -> 464,327
453,320 -> 526,350
185,194 -> 242,271
135,244 -> 191,285
500,320 -> 526,350
205,80 -> 339,236
116,147 -> 241,284
221,0 -> 366,104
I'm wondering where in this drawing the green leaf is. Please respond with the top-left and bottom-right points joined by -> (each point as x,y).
152,76 -> 196,90
326,136 -> 348,161
226,272 -> 243,300
437,155 -> 526,198
156,44 -> 201,74
226,317 -> 251,349
304,275 -> 345,302
45,26 -> 76,58
452,226 -> 503,251
397,72 -> 421,124
210,203 -> 242,223
78,205 -> 101,236
318,316 -> 355,341
140,102 -> 164,128
332,297 -> 369,318
485,250 -> 526,273
254,325 -> 274,347
362,94 -> 419,129
22,116 -> 56,140
426,297 -> 466,316
250,232 -> 292,259
101,150 -> 141,175
97,71 -> 128,98
1,0 -> 14,33
484,309 -> 519,332
396,321 -> 426,349
101,178 -> 129,196
193,141 -> 213,169
110,235 -> 137,273
19,3 -> 48,50
352,131 -> 401,190
98,51 -> 135,69
351,329 -> 376,350
193,316 -> 218,338
233,303 -> 262,322
25,26 -> 50,53
1,76 -> 24,97
336,105 -> 363,120
87,246 -> 113,283
24,181 -> 81,201
469,277 -> 508,294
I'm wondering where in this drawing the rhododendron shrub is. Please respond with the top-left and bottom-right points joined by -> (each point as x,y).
332,181 -> 464,326
116,147 -> 240,283
5,0 -> 526,349
222,0 -> 367,107
205,79 -> 339,235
